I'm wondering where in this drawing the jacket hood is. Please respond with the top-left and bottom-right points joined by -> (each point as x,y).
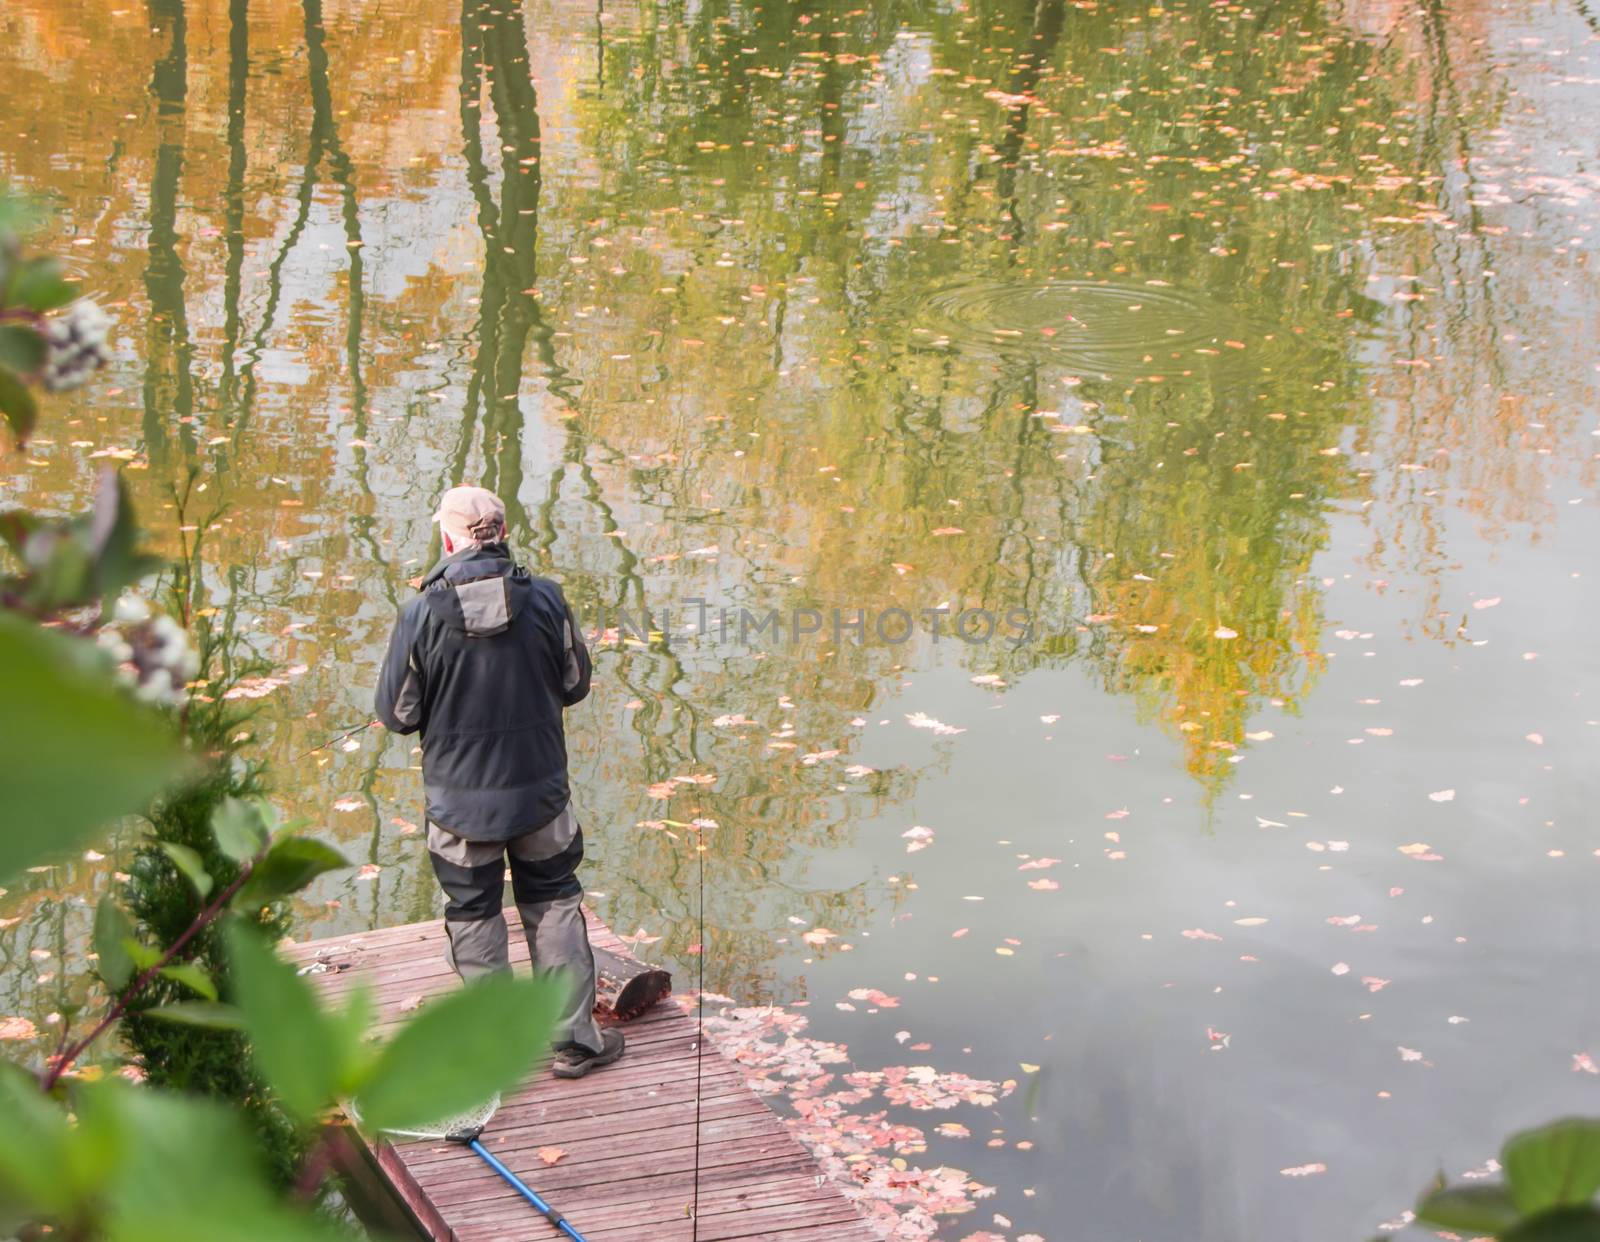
418,544 -> 532,637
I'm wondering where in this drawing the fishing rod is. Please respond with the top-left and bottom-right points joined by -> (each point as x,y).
294,718 -> 380,760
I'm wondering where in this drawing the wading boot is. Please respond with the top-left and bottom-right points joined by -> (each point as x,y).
551,1028 -> 625,1079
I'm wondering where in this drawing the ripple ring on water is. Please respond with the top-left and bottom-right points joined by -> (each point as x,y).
914,278 -> 1247,377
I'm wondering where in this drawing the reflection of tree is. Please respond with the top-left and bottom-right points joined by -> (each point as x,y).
993,0 -> 1066,247
451,0 -> 556,539
142,0 -> 194,464
1356,0 -> 1571,634
557,0 -> 1488,802
219,0 -> 249,419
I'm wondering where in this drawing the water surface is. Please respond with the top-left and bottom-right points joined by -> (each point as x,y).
3,1 -> 1599,1238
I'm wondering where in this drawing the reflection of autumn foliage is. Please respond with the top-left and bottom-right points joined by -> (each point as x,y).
549,0 -> 1506,802
4,0 -> 1596,1054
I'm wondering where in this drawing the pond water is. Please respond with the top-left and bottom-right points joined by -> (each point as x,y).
3,0 -> 1600,1238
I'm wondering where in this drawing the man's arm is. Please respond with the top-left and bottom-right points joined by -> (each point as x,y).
559,595 -> 591,707
375,605 -> 425,734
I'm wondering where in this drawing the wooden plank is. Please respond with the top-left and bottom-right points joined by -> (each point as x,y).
401,1095 -> 772,1167
419,1130 -> 814,1208
292,912 -> 875,1241
517,1172 -> 864,1233
374,1140 -> 456,1242
591,1203 -> 875,1242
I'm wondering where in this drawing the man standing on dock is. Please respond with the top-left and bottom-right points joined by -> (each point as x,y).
374,484 -> 625,1079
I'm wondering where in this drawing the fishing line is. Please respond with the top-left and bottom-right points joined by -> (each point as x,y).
294,718 -> 379,760
690,824 -> 706,1239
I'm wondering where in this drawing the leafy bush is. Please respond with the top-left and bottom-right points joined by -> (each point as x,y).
114,583 -> 308,1185
0,197 -> 562,1237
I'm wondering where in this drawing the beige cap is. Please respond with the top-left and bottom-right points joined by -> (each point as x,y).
434,485 -> 507,546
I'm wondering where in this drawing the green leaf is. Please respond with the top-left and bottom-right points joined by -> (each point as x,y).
225,924 -> 345,1121
0,365 -> 38,442
0,323 -> 45,374
210,796 -> 269,865
0,613 -> 188,882
7,257 -> 77,312
158,963 -> 217,1002
94,895 -> 138,990
159,841 -> 213,901
78,1078 -> 349,1242
0,195 -> 38,240
56,1073 -> 127,1216
0,1061 -> 75,1216
352,971 -> 562,1133
327,980 -> 377,1083
85,470 -> 161,609
1505,1119 -> 1600,1217
0,473 -> 159,612
122,938 -> 162,971
231,835 -> 347,910
1503,1207 -> 1600,1242
1416,1184 -> 1522,1233
144,1001 -> 244,1030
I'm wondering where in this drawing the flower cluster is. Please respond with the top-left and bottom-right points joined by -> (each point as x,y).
41,300 -> 111,392
96,593 -> 199,707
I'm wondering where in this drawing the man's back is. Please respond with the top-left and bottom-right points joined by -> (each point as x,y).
375,543 -> 591,842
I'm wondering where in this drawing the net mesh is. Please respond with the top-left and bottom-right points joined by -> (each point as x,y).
350,1093 -> 501,1141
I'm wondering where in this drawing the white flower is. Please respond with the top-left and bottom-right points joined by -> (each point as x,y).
41,301 -> 112,392
134,668 -> 175,704
112,592 -> 151,624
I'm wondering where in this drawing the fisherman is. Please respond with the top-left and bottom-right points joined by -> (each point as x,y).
374,484 -> 624,1078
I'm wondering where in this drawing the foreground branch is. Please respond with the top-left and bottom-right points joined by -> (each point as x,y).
39,843 -> 267,1093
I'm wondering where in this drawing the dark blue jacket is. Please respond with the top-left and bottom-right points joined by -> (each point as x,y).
374,544 -> 591,842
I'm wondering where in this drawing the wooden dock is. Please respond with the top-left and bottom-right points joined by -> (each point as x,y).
284,910 -> 877,1242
